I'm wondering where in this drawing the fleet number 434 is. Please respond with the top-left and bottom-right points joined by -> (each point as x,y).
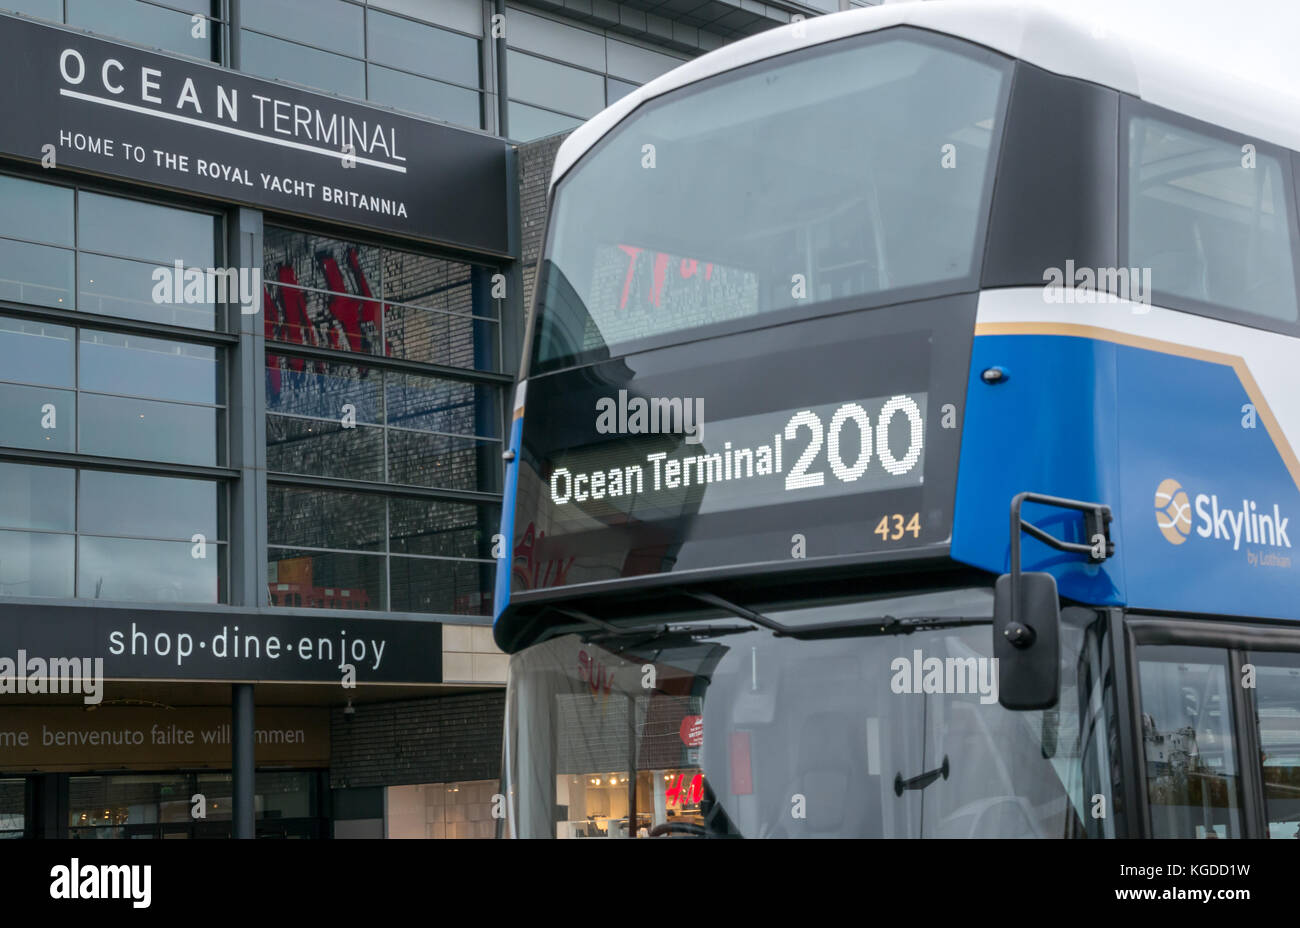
875,512 -> 921,541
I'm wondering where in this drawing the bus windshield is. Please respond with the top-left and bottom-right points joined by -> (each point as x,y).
531,28 -> 1011,371
502,589 -> 1118,838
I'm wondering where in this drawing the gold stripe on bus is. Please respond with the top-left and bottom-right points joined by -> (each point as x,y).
973,321 -> 1300,493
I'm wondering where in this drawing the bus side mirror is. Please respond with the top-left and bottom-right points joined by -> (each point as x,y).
992,572 -> 1060,711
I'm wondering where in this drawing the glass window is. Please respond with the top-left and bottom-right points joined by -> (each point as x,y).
366,65 -> 481,127
504,596 -> 1117,837
508,50 -> 605,119
0,0 -> 61,20
78,535 -> 220,602
79,192 -> 217,268
386,372 -> 499,438
1127,113 -> 1299,322
0,530 -> 74,597
267,548 -> 384,610
79,331 -> 221,405
0,462 -> 74,531
0,779 -> 25,838
0,238 -> 74,308
1246,652 -> 1300,838
267,415 -> 385,481
242,0 -> 364,57
532,30 -> 1010,368
387,429 -> 498,491
1137,645 -> 1244,838
78,471 -> 220,540
265,354 -> 382,421
240,31 -> 366,98
66,0 -> 219,61
388,498 -> 498,559
0,317 -> 74,387
78,393 -> 219,466
390,555 -> 489,615
507,102 -> 583,142
267,486 -> 384,551
0,174 -> 73,246
366,9 -> 478,86
606,77 -> 638,106
0,382 -> 74,451
263,227 -> 500,370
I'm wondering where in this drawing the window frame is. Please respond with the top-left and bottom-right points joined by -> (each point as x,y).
1123,612 -> 1300,838
1118,96 -> 1300,338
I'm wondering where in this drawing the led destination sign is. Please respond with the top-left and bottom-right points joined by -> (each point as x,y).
505,296 -> 977,598
549,394 -> 927,517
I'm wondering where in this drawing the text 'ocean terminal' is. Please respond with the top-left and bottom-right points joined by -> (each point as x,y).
551,396 -> 925,507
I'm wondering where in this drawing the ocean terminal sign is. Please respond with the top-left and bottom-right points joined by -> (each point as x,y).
0,12 -> 509,254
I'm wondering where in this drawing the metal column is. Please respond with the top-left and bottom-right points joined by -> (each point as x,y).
232,683 -> 255,838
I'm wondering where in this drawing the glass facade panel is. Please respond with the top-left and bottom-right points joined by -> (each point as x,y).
240,31 -> 366,98
0,382 -> 75,451
386,429 -> 499,491
389,555 -> 489,615
66,0 -> 219,61
366,65 -> 481,127
265,354 -> 382,421
366,9 -> 478,85
388,498 -> 497,559
78,192 -> 218,267
267,548 -> 384,610
79,331 -> 221,405
78,471 -> 220,540
0,317 -> 75,387
79,253 -> 215,329
242,0 -> 364,57
0,462 -> 75,531
606,76 -> 638,105
267,486 -> 385,552
383,303 -> 495,369
78,393 -> 220,466
0,238 -> 74,308
0,174 -> 73,245
267,415 -> 385,481
507,101 -> 582,142
77,535 -> 221,602
0,530 -> 74,598
386,372 -> 499,438
507,50 -> 605,118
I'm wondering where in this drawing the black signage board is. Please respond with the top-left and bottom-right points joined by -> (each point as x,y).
503,294 -> 976,616
1,604 -> 442,684
0,13 -> 510,255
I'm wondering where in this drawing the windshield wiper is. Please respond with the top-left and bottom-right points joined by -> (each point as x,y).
686,591 -> 989,640
553,607 -> 757,646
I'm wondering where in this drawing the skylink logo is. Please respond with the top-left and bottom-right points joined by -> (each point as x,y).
1155,479 -> 1291,551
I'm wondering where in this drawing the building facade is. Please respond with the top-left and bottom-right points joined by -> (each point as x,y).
0,0 -> 871,838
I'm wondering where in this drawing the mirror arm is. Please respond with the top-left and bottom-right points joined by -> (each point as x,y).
1008,492 -> 1114,643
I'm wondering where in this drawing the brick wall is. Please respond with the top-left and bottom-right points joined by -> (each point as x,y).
517,132 -> 569,318
329,691 -> 505,789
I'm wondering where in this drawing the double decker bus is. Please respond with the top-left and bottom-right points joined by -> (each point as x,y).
493,0 -> 1300,838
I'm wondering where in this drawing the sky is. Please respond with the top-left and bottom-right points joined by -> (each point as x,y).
1032,0 -> 1300,95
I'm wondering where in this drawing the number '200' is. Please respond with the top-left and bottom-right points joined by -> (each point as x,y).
784,396 -> 924,491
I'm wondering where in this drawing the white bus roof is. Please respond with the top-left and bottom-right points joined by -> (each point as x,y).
551,0 -> 1300,187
